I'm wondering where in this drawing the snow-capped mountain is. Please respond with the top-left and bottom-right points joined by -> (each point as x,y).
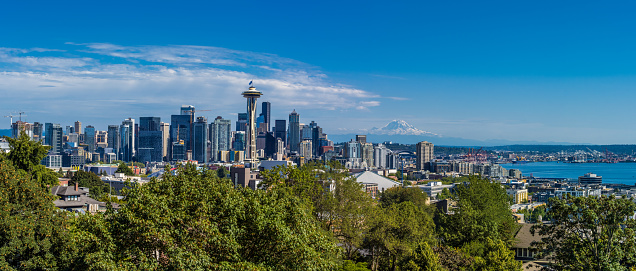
369,120 -> 438,136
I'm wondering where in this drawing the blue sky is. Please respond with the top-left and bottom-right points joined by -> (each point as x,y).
1,1 -> 636,144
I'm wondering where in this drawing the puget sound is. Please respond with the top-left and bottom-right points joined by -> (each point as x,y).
501,161 -> 636,185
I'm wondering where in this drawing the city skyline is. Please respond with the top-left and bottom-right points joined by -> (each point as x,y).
2,1 -> 636,144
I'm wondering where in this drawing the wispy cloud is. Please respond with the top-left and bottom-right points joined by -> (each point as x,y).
0,43 -> 381,126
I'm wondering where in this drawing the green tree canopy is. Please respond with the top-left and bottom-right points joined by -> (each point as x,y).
115,162 -> 134,176
437,175 -> 517,251
70,164 -> 339,270
380,186 -> 431,210
532,195 -> 636,270
0,159 -> 72,270
71,170 -> 109,200
3,132 -> 58,186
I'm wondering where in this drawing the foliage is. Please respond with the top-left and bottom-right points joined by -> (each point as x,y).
471,238 -> 522,271
364,201 -> 436,271
0,160 -> 72,270
216,166 -> 229,179
436,188 -> 452,200
437,175 -> 517,252
115,162 -> 134,176
3,132 -> 58,186
338,260 -> 371,271
380,186 -> 430,210
433,246 -> 474,271
261,161 -> 374,260
402,242 -> 446,271
71,170 -> 110,199
71,164 -> 339,270
531,195 -> 636,270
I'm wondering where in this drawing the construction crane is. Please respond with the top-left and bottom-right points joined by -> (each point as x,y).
182,109 -> 211,158
17,111 -> 26,122
3,114 -> 15,128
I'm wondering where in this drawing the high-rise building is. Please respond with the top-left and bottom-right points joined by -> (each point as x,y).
170,113 -> 191,161
299,140 -> 313,159
242,85 -> 263,168
288,110 -> 300,153
74,121 -> 82,135
275,119 -> 286,145
107,125 -> 120,158
160,122 -> 169,160
232,131 -> 245,151
11,121 -> 32,139
236,113 -> 248,132
180,105 -> 195,116
85,125 -> 96,153
32,122 -> 43,142
361,143 -> 374,168
120,118 -> 135,162
138,117 -> 163,163
356,135 -> 367,144
261,101 -> 271,131
44,123 -> 63,154
193,116 -> 208,163
210,116 -> 231,161
374,143 -> 390,169
416,141 -> 434,170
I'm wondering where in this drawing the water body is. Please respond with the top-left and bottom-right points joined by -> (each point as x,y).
501,161 -> 636,185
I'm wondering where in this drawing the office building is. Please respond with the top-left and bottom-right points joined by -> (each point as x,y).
275,119 -> 286,145
74,121 -> 82,135
236,113 -> 248,132
193,116 -> 208,163
210,116 -> 231,161
261,101 -> 271,131
138,117 -> 163,163
107,125 -> 120,158
160,122 -> 169,160
579,173 -> 602,185
356,135 -> 367,144
232,131 -> 245,151
180,105 -> 195,116
120,118 -> 135,162
85,125 -> 96,153
299,140 -> 313,159
32,122 -> 43,142
288,110 -> 300,153
170,113 -> 191,161
374,143 -> 390,168
416,141 -> 434,170
44,123 -> 63,154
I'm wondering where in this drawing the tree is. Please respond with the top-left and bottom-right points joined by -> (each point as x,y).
71,170 -> 110,200
472,238 -> 522,271
402,242 -> 445,271
531,195 -> 636,270
216,166 -> 228,179
0,159 -> 72,269
115,162 -> 134,176
3,132 -> 58,186
71,164 -> 339,270
365,202 -> 436,271
338,260 -> 371,271
380,186 -> 431,210
436,188 -> 452,200
436,175 -> 517,251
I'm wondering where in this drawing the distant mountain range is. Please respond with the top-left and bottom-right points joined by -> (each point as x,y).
329,120 -> 578,146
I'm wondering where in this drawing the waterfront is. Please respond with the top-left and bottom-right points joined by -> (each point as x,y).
501,161 -> 636,185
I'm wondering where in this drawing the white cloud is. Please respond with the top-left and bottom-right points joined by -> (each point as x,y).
0,43 -> 381,127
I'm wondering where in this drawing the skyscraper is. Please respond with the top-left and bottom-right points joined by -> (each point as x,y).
416,141 -> 434,170
193,116 -> 208,163
74,121 -> 82,135
160,122 -> 169,160
242,85 -> 263,168
44,123 -> 62,154
120,118 -> 135,162
236,113 -> 248,132
288,110 -> 300,153
170,113 -> 191,161
138,117 -> 163,163
85,125 -> 96,153
210,116 -> 231,161
107,125 -> 120,157
275,119 -> 286,145
261,101 -> 271,131
32,122 -> 43,142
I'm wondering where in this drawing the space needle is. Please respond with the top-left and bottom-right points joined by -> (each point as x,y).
242,83 -> 262,169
